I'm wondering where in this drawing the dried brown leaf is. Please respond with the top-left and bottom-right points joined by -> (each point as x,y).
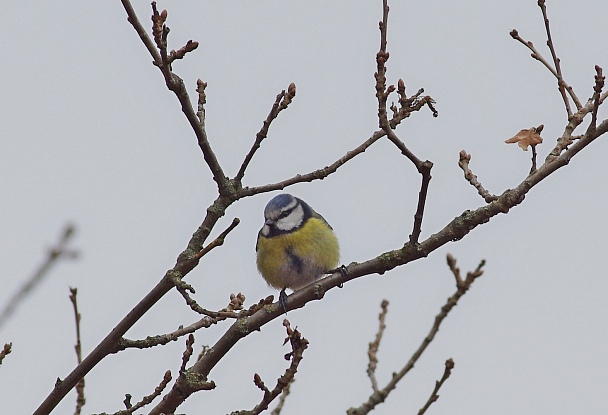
505,127 -> 543,151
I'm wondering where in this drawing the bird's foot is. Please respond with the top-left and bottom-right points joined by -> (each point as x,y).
328,265 -> 348,288
279,288 -> 288,315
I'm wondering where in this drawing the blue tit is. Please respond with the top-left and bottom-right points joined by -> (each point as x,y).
256,194 -> 340,297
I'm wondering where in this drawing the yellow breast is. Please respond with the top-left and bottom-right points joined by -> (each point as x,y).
256,217 -> 339,290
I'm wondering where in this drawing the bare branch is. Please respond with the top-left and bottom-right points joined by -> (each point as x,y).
546,90 -> 608,161
537,0 -> 580,116
367,300 -> 389,392
417,358 -> 455,415
116,293 -> 247,351
389,82 -> 437,129
180,334 -> 195,376
509,27 -> 581,115
104,370 -> 172,415
118,319 -> 214,351
238,129 -> 386,197
588,65 -> 605,133
347,255 -> 484,415
230,320 -> 308,415
119,0 -> 162,65
69,288 -> 85,415
236,83 -> 297,182
33,2 -> 608,413
530,144 -> 538,174
270,379 -> 294,415
373,0 -> 434,244
196,79 -> 208,127
167,274 -> 244,318
121,0 -> 229,194
458,150 -> 498,202
194,218 -> 240,260
0,343 -> 12,366
0,224 -> 78,329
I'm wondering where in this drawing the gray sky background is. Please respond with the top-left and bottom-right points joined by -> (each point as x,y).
2,1 -> 607,414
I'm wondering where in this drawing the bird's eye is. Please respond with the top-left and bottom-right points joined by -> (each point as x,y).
279,210 -> 291,219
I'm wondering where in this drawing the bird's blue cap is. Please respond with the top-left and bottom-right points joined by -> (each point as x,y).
264,194 -> 295,216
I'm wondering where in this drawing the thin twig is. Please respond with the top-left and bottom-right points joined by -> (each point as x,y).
509,26 -> 581,116
270,379 -> 294,415
537,0 -> 579,116
547,88 -> 608,161
196,79 -> 208,127
34,2 -> 608,414
530,145 -> 538,174
588,65 -> 605,133
167,274 -> 242,318
458,150 -> 499,203
238,129 -> 387,197
373,0 -> 434,244
69,288 -> 85,415
180,334 -> 195,376
194,218 -> 240,260
0,343 -> 12,366
389,82 -> 437,129
347,255 -> 485,415
118,316 -> 221,351
367,300 -> 389,392
417,358 -> 455,415
101,370 -> 173,415
121,0 -> 228,194
236,83 -> 297,182
120,0 -> 162,65
232,319 -> 308,415
0,224 -> 78,329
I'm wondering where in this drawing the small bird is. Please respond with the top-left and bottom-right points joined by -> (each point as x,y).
256,194 -> 340,310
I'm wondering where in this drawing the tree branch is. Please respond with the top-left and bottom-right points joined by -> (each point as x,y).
230,320 -> 307,415
458,150 -> 498,202
509,24 -> 581,116
366,300 -> 389,393
69,288 -> 85,415
0,343 -> 11,366
107,371 -> 172,415
347,255 -> 484,415
236,83 -> 297,182
417,358 -> 455,415
32,1 -> 608,413
0,224 -> 78,329
121,0 -> 229,194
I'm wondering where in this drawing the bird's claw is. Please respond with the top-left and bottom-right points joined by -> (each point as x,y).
279,288 -> 288,315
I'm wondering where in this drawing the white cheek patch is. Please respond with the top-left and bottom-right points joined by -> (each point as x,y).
276,204 -> 304,231
282,197 -> 298,212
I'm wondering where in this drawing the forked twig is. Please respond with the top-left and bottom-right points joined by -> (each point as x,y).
347,254 -> 485,415
374,0 -> 435,244
110,371 -> 172,415
0,224 -> 78,329
537,0 -> 579,116
510,0 -> 584,119
234,320 -> 308,415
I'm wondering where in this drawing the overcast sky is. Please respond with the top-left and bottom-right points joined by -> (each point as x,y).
2,1 -> 608,414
